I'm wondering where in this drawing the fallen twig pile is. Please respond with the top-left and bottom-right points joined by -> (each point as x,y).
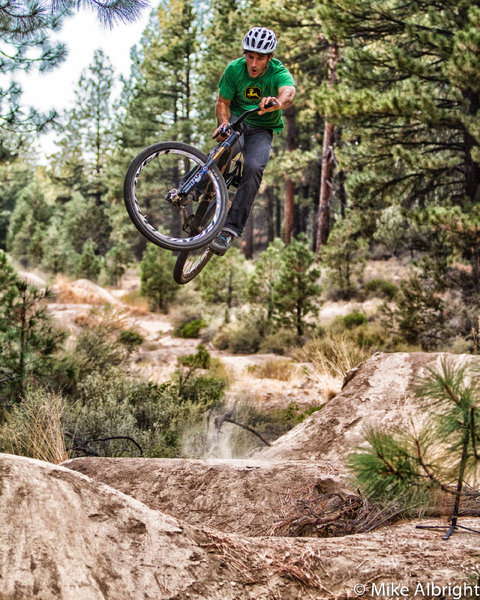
267,488 -> 403,538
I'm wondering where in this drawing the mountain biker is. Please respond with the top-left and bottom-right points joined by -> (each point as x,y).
208,26 -> 296,256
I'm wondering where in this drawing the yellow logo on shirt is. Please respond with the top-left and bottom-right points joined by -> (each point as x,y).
244,86 -> 262,102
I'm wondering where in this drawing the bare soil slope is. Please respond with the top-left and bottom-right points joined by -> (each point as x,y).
64,352 -> 480,537
2,453 -> 479,600
63,457 -> 346,536
257,351 -> 480,469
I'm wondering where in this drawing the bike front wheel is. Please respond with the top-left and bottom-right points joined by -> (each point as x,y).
124,142 -> 228,251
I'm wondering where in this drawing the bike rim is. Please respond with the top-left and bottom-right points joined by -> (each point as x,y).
130,147 -> 225,249
183,247 -> 212,276
174,246 -> 213,284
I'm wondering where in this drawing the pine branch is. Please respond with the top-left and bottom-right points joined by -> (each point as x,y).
414,438 -> 479,498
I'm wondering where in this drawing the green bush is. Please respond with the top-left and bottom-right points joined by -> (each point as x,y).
177,318 -> 206,338
118,329 -> 144,351
364,278 -> 398,300
178,344 -> 211,369
213,320 -> 262,354
343,311 -> 368,329
65,365 -> 227,458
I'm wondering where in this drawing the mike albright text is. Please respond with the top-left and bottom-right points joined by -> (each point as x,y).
371,582 -> 480,599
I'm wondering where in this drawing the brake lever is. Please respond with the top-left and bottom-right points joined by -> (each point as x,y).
212,123 -> 231,140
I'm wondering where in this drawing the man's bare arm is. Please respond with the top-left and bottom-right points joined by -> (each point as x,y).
214,95 -> 231,138
258,85 -> 296,114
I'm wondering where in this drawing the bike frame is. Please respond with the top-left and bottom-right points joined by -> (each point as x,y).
178,106 -> 261,197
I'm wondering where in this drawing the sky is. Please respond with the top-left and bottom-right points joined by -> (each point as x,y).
18,4 -> 156,158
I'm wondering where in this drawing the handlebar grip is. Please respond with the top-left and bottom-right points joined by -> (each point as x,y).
212,123 -> 230,140
263,99 -> 277,109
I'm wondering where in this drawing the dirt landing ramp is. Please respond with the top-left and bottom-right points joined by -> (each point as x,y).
63,457 -> 346,536
2,453 -> 479,599
257,352 -> 480,466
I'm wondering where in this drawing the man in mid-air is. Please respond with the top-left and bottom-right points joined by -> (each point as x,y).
208,26 -> 296,255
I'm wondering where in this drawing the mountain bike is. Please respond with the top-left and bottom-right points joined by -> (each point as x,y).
124,103 -> 275,281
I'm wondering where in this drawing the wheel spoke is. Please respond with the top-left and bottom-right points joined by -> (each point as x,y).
124,142 -> 228,251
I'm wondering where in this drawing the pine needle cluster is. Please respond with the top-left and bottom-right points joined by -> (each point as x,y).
348,358 -> 480,514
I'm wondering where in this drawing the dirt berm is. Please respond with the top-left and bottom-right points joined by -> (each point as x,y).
2,352 -> 480,598
2,453 -> 479,599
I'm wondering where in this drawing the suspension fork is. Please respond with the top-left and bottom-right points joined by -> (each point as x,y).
179,135 -> 238,196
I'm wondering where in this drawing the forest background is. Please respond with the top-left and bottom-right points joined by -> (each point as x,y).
1,0 -> 480,460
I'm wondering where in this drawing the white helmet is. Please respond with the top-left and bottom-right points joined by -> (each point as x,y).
242,27 -> 277,54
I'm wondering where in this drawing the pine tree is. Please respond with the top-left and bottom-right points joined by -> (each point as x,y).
0,159 -> 36,249
76,239 -> 102,281
199,247 -> 248,311
319,211 -> 369,300
247,237 -> 285,326
314,0 -> 480,216
104,238 -> 133,287
0,255 -> 68,413
50,49 -> 116,205
348,358 -> 480,537
197,0 -> 248,127
0,1 -> 149,158
140,245 -> 179,312
6,179 -> 52,267
118,0 -> 199,150
273,234 -> 321,336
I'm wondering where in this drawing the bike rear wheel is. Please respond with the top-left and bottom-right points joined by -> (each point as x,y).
173,246 -> 214,284
124,142 -> 228,251
173,189 -> 237,284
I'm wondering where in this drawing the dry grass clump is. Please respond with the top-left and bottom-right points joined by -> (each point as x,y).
73,305 -> 135,333
246,358 -> 299,381
293,333 -> 372,381
119,290 -> 150,313
0,389 -> 68,464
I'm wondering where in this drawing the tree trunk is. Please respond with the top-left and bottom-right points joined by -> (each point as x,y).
284,106 -> 298,244
275,193 -> 282,238
463,88 -> 480,203
243,213 -> 254,259
284,179 -> 295,245
265,187 -> 275,244
316,42 -> 339,252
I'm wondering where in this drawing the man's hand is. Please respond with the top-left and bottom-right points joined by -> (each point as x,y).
258,97 -> 279,115
213,122 -> 230,140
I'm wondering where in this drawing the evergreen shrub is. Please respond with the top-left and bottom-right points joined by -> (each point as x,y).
342,311 -> 368,329
177,344 -> 211,369
118,329 -> 144,351
213,320 -> 262,354
177,318 -> 206,338
364,278 -> 399,300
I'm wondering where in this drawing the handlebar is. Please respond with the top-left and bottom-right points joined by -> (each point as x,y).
213,100 -> 277,139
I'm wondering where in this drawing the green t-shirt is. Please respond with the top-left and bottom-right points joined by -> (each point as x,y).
218,57 -> 295,133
